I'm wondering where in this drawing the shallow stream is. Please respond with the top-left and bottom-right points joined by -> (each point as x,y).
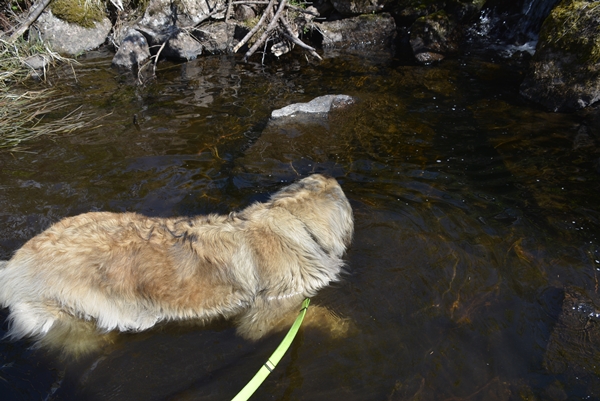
1,48 -> 599,400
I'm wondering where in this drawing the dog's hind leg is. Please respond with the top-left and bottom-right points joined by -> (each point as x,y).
5,301 -> 58,341
38,316 -> 118,358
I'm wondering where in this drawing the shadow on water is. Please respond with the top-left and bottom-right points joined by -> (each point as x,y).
0,47 -> 599,400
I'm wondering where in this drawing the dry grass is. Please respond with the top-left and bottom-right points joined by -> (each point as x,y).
0,37 -> 66,85
0,91 -> 87,149
0,37 -> 101,150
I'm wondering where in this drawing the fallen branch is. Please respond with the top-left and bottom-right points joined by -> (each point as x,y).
233,0 -> 277,53
230,0 -> 318,15
153,41 -> 168,75
225,0 -> 233,22
232,0 -> 321,62
8,0 -> 53,43
280,16 -> 321,60
242,0 -> 288,62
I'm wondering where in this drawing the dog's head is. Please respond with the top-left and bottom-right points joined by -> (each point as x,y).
269,174 -> 354,258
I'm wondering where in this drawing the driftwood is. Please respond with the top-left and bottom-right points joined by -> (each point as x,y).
232,0 -> 320,62
8,0 -> 52,43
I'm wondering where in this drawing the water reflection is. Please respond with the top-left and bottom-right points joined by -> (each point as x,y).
0,49 -> 599,400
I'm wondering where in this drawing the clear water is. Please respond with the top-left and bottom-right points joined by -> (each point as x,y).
0,47 -> 599,400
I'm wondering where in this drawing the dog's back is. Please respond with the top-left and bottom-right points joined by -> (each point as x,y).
0,174 -> 354,353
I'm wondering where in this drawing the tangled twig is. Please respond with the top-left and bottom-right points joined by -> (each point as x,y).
232,0 -> 320,62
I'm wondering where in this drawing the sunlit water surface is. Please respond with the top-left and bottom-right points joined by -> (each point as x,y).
1,48 -> 599,400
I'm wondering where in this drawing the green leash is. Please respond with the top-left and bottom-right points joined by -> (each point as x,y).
232,298 -> 310,401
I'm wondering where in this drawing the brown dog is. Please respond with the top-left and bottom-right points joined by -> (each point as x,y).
0,174 -> 353,351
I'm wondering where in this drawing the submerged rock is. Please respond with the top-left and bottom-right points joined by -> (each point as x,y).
520,0 -> 600,111
35,10 -> 111,56
271,94 -> 356,119
544,287 -> 600,393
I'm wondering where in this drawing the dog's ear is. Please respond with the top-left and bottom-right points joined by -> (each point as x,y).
270,175 -> 354,258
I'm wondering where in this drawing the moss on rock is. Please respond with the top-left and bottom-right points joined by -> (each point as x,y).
538,0 -> 600,64
50,0 -> 106,28
520,0 -> 600,111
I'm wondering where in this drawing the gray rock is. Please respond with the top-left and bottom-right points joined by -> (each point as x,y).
271,94 -> 356,119
193,22 -> 238,54
317,13 -> 396,53
133,25 -> 204,62
112,28 -> 151,69
23,54 -> 49,71
110,0 -> 231,68
330,0 -> 388,16
35,10 -> 111,56
139,0 -> 226,30
164,29 -> 203,61
234,4 -> 255,22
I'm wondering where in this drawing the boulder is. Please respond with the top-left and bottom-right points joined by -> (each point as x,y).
111,0 -> 234,67
520,0 -> 600,111
316,13 -> 397,53
193,22 -> 239,55
330,0 -> 388,15
139,0 -> 226,30
35,10 -> 111,56
234,4 -> 256,22
410,10 -> 459,64
393,0 -> 445,24
163,29 -> 204,61
112,28 -> 151,70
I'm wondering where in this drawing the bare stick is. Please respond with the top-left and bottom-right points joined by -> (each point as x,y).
225,0 -> 233,22
153,41 -> 168,75
230,0 -> 318,15
8,0 -> 52,43
279,16 -> 321,60
286,4 -> 319,16
233,0 -> 277,53
242,0 -> 288,62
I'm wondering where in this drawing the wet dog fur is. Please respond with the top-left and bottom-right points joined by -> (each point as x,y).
0,174 -> 353,354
